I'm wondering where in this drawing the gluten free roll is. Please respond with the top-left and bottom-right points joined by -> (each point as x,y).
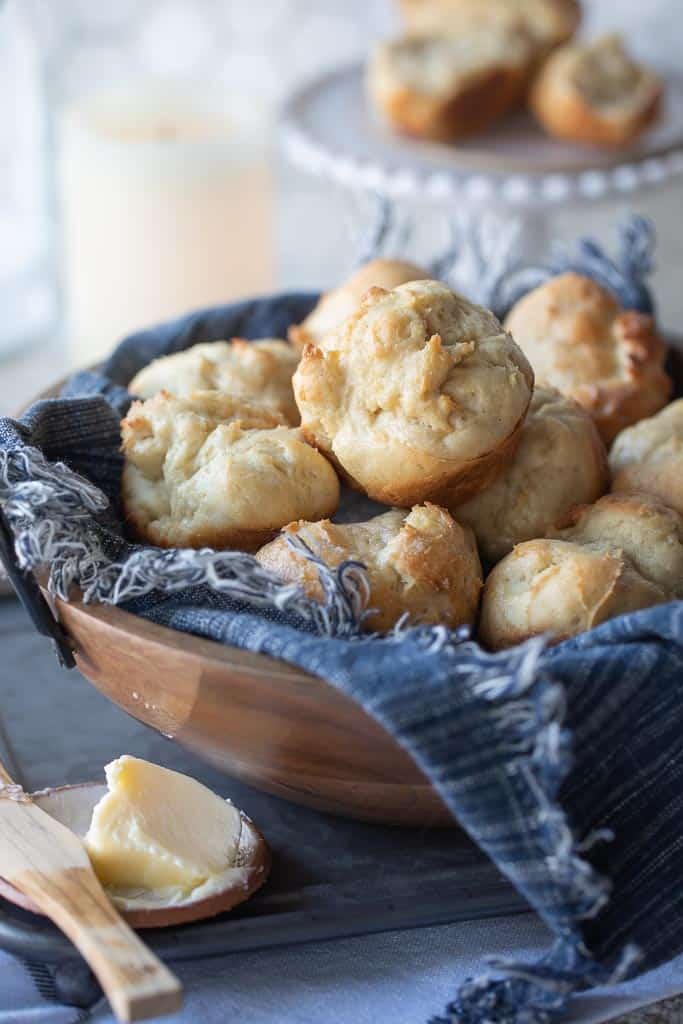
129,337 -> 301,425
480,493 -> 683,649
121,390 -> 339,551
398,0 -> 581,60
294,279 -> 534,508
531,35 -> 662,146
456,387 -> 608,564
256,504 -> 482,632
504,272 -> 671,445
367,24 -> 535,141
288,258 -> 429,351
609,400 -> 683,517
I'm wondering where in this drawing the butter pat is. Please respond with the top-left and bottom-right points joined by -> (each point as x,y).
84,756 -> 242,898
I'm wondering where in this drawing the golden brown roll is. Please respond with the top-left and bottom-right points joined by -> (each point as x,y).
480,492 -> 683,649
504,273 -> 671,445
121,391 -> 340,551
479,538 -> 666,650
398,0 -> 581,58
288,259 -> 429,351
609,400 -> 683,517
531,35 -> 662,146
255,504 -> 482,632
128,338 -> 301,425
367,26 -> 534,142
294,279 -> 534,508
455,387 -> 608,564
551,492 -> 683,597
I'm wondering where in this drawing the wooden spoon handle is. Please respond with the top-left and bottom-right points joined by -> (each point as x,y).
16,866 -> 182,1022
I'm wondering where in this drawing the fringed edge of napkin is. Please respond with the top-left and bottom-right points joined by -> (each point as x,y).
0,445 -> 373,638
431,640 -> 640,1024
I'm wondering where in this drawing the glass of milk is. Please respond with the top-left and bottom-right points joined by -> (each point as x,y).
57,82 -> 274,368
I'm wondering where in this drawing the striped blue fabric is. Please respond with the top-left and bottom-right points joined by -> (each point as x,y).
1,225 -> 682,1023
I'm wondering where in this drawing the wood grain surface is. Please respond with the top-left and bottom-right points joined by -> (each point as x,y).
56,597 -> 451,826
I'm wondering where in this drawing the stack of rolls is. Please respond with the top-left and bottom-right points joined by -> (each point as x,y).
366,1 -> 662,148
121,258 -> 680,646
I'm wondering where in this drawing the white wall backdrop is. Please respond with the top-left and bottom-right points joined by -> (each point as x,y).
0,0 -> 682,373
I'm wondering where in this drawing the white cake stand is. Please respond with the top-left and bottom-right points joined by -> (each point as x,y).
282,63 -> 683,207
281,64 -> 683,293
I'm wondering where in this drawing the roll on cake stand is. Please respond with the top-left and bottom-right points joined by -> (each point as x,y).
280,64 -> 683,294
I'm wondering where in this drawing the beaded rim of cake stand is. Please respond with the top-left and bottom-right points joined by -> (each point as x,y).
281,66 -> 683,208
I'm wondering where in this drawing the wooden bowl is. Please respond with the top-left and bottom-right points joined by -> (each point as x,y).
54,598 -> 451,827
36,337 -> 683,828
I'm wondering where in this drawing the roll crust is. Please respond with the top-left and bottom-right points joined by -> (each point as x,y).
288,259 -> 429,351
121,391 -> 339,551
367,27 -> 534,141
610,399 -> 683,517
256,504 -> 482,632
399,0 -> 581,58
504,273 -> 671,445
551,492 -> 683,597
456,387 -> 608,564
531,35 -> 662,146
480,492 -> 683,649
480,538 -> 665,650
128,338 -> 301,425
294,279 -> 534,508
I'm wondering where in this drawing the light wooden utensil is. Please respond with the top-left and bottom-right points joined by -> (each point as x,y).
0,781 -> 271,930
0,760 -> 182,1022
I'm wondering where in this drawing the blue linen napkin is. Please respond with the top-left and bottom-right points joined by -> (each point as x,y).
1,219 -> 681,1024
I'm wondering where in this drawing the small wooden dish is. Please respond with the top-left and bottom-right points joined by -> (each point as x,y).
0,783 -> 270,928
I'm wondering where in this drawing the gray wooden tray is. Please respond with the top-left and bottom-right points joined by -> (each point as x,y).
0,596 -> 528,969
